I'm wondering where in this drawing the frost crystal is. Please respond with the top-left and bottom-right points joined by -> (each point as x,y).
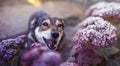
74,17 -> 117,48
68,44 -> 101,66
60,62 -> 78,66
85,2 -> 120,19
68,17 -> 117,66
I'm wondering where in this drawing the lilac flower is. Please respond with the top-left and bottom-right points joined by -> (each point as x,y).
0,45 -> 6,57
0,35 -> 27,61
32,51 -> 62,66
85,2 -> 120,20
1,39 -> 15,49
30,43 -> 42,49
3,49 -> 17,61
14,35 -> 27,46
22,44 -> 62,66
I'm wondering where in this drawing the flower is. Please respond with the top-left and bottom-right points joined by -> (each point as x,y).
22,43 -> 62,66
68,17 -> 117,66
73,17 -> 117,48
0,35 -> 27,61
85,2 -> 120,20
32,51 -> 62,66
60,62 -> 78,66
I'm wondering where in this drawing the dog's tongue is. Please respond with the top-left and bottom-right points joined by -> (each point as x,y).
47,40 -> 56,45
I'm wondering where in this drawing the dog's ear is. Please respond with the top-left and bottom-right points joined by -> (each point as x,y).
29,11 -> 50,29
59,18 -> 64,28
29,18 -> 38,29
59,18 -> 64,24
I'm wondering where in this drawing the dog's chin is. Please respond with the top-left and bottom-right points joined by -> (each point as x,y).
43,37 -> 57,50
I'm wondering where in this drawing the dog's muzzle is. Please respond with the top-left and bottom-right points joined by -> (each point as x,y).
43,37 -> 58,50
51,31 -> 59,39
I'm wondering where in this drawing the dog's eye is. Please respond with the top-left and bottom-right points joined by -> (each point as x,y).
42,22 -> 48,26
57,24 -> 62,27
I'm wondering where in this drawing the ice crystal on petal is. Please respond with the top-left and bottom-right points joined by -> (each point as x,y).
74,17 -> 117,48
60,62 -> 78,66
69,17 -> 117,66
85,2 -> 120,19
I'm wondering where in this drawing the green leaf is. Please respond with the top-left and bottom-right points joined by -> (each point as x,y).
97,47 -> 120,57
106,58 -> 120,66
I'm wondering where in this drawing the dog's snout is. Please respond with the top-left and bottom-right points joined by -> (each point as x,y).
51,31 -> 59,38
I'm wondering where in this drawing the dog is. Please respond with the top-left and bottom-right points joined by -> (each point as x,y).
27,11 -> 65,50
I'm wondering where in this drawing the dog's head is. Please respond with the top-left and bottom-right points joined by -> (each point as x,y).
29,11 -> 65,50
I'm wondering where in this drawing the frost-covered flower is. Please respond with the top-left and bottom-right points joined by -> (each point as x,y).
67,44 -> 101,66
85,2 -> 120,19
60,62 -> 78,66
68,17 -> 117,66
73,17 -> 117,48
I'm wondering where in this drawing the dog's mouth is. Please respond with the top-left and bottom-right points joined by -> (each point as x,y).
43,37 -> 57,50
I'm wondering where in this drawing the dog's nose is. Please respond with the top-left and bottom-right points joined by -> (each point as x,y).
51,31 -> 59,38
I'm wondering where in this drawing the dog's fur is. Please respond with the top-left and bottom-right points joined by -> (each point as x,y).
27,11 -> 65,50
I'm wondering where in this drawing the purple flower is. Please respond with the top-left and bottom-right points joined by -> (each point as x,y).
32,51 -> 62,66
68,17 -> 117,66
60,62 -> 78,66
68,42 -> 101,66
0,35 -> 27,62
3,49 -> 17,61
73,17 -> 117,48
22,44 -> 62,66
22,44 -> 48,66
85,2 -> 120,20
14,35 -> 27,46
30,43 -> 42,49
0,45 -> 6,57
1,39 -> 15,49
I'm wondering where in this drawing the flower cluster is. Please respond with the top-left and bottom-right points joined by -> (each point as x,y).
67,17 -> 117,66
0,35 -> 26,62
22,43 -> 62,66
85,2 -> 120,19
69,45 -> 101,66
74,17 -> 117,48
60,62 -> 78,66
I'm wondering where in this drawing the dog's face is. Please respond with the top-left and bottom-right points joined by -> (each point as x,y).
29,13 -> 64,50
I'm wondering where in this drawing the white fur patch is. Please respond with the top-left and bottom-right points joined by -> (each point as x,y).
35,27 -> 52,46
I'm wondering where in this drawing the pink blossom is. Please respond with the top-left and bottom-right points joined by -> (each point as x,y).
85,2 -> 120,20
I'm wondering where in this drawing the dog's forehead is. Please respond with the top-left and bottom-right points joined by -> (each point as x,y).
50,17 -> 61,24
36,16 -> 62,25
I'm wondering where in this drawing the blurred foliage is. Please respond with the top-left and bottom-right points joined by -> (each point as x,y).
97,47 -> 120,57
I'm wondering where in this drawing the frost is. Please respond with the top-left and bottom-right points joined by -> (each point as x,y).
85,2 -> 120,19
74,17 -> 117,48
69,17 -> 117,66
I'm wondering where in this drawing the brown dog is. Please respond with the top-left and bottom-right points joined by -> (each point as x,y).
27,11 -> 65,50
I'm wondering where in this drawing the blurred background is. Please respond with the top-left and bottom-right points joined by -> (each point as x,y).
0,0 -> 117,41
